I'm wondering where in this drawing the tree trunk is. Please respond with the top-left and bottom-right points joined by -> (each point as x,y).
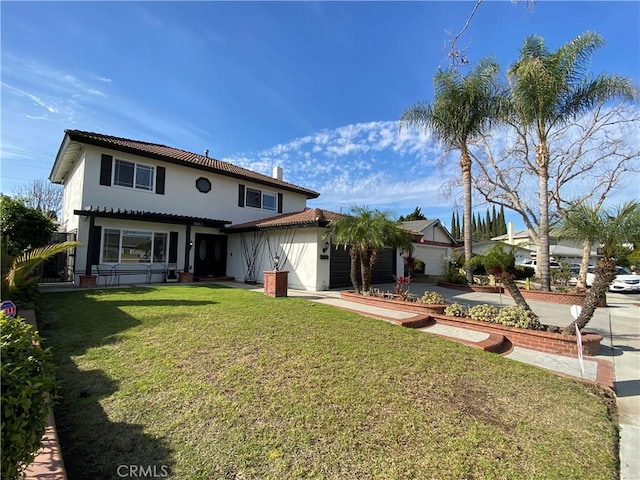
577,240 -> 592,289
502,273 -> 536,317
361,246 -> 373,293
349,246 -> 361,294
461,148 -> 474,285
537,141 -> 551,291
568,258 -> 617,334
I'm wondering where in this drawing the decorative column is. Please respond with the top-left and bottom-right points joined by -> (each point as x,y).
263,270 -> 288,297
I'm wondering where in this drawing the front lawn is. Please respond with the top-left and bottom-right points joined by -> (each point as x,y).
39,285 -> 617,479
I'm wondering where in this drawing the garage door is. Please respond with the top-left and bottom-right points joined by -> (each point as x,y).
329,246 -> 396,289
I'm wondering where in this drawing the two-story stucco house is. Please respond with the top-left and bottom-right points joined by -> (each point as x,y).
50,130 -> 401,291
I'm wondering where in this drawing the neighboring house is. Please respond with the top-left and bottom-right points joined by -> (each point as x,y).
49,130 -> 401,291
398,220 -> 459,276
487,223 -> 599,266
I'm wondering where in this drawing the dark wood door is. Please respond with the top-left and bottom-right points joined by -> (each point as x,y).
193,234 -> 227,278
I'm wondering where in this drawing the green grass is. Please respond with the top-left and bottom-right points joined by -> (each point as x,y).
39,285 -> 618,479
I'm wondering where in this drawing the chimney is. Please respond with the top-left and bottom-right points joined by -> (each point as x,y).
507,222 -> 514,244
272,166 -> 283,181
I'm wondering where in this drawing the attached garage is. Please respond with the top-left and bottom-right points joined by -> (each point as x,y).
329,245 -> 397,289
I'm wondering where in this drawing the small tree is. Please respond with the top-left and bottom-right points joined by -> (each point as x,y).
553,201 -> 640,333
0,195 -> 56,257
12,178 -> 63,218
472,243 -> 536,316
327,206 -> 414,293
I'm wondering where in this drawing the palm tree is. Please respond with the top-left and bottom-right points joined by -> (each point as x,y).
479,243 -> 535,316
507,32 -> 635,292
400,57 -> 500,285
326,206 -> 414,294
552,201 -> 639,333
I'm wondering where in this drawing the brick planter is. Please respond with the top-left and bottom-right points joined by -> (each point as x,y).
78,275 -> 97,288
438,282 -> 504,293
340,290 -> 602,357
430,313 -> 602,356
264,270 -> 289,297
516,289 -> 590,305
178,272 -> 194,283
340,290 -> 447,315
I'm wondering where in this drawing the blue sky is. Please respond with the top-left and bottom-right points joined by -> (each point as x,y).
1,1 -> 639,230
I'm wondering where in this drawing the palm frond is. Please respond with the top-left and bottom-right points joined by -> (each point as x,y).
6,241 -> 81,288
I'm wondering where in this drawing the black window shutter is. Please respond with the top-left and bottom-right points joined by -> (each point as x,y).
277,193 -> 283,213
238,184 -> 245,207
89,226 -> 102,266
169,232 -> 178,263
100,155 -> 112,186
156,166 -> 166,195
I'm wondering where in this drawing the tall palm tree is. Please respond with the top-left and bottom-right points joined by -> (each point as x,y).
507,32 -> 635,291
400,57 -> 500,285
326,206 -> 414,294
552,201 -> 639,333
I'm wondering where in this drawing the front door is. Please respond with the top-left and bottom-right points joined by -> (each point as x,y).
193,234 -> 227,278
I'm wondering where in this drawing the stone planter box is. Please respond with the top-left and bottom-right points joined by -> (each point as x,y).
340,290 -> 447,315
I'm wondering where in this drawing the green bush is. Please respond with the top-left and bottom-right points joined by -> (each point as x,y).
494,305 -> 543,330
1,314 -> 57,480
420,291 -> 446,305
514,266 -> 535,279
414,259 -> 425,274
444,303 -> 467,317
468,304 -> 500,323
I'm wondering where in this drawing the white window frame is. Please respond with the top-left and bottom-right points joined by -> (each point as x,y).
246,187 -> 277,211
101,228 -> 168,264
113,158 -> 155,192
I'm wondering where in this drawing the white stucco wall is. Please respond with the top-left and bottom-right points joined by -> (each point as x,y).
412,244 -> 452,276
59,152 -> 85,235
226,228 -> 326,291
77,146 -> 308,224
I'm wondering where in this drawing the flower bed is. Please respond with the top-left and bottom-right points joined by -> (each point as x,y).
340,290 -> 447,315
340,291 -> 602,357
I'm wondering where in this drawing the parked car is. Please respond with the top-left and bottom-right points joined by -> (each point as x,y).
572,265 -> 639,292
568,265 -> 595,286
609,266 -> 640,293
518,260 -> 561,273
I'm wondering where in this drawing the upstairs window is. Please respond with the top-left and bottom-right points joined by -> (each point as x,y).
113,159 -> 155,191
238,184 -> 282,213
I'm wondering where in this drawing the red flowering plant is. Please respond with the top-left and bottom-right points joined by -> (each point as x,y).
393,275 -> 413,300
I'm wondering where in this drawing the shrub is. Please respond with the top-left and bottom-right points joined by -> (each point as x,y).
514,265 -> 535,279
444,303 -> 467,317
443,265 -> 467,284
1,314 -> 57,479
420,291 -> 446,305
468,304 -> 500,323
494,305 -> 543,330
414,259 -> 425,274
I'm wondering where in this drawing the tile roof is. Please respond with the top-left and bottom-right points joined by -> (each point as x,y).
223,208 -> 344,232
51,130 -> 320,198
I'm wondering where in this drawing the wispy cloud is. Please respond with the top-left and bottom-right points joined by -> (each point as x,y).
223,120 -> 453,216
